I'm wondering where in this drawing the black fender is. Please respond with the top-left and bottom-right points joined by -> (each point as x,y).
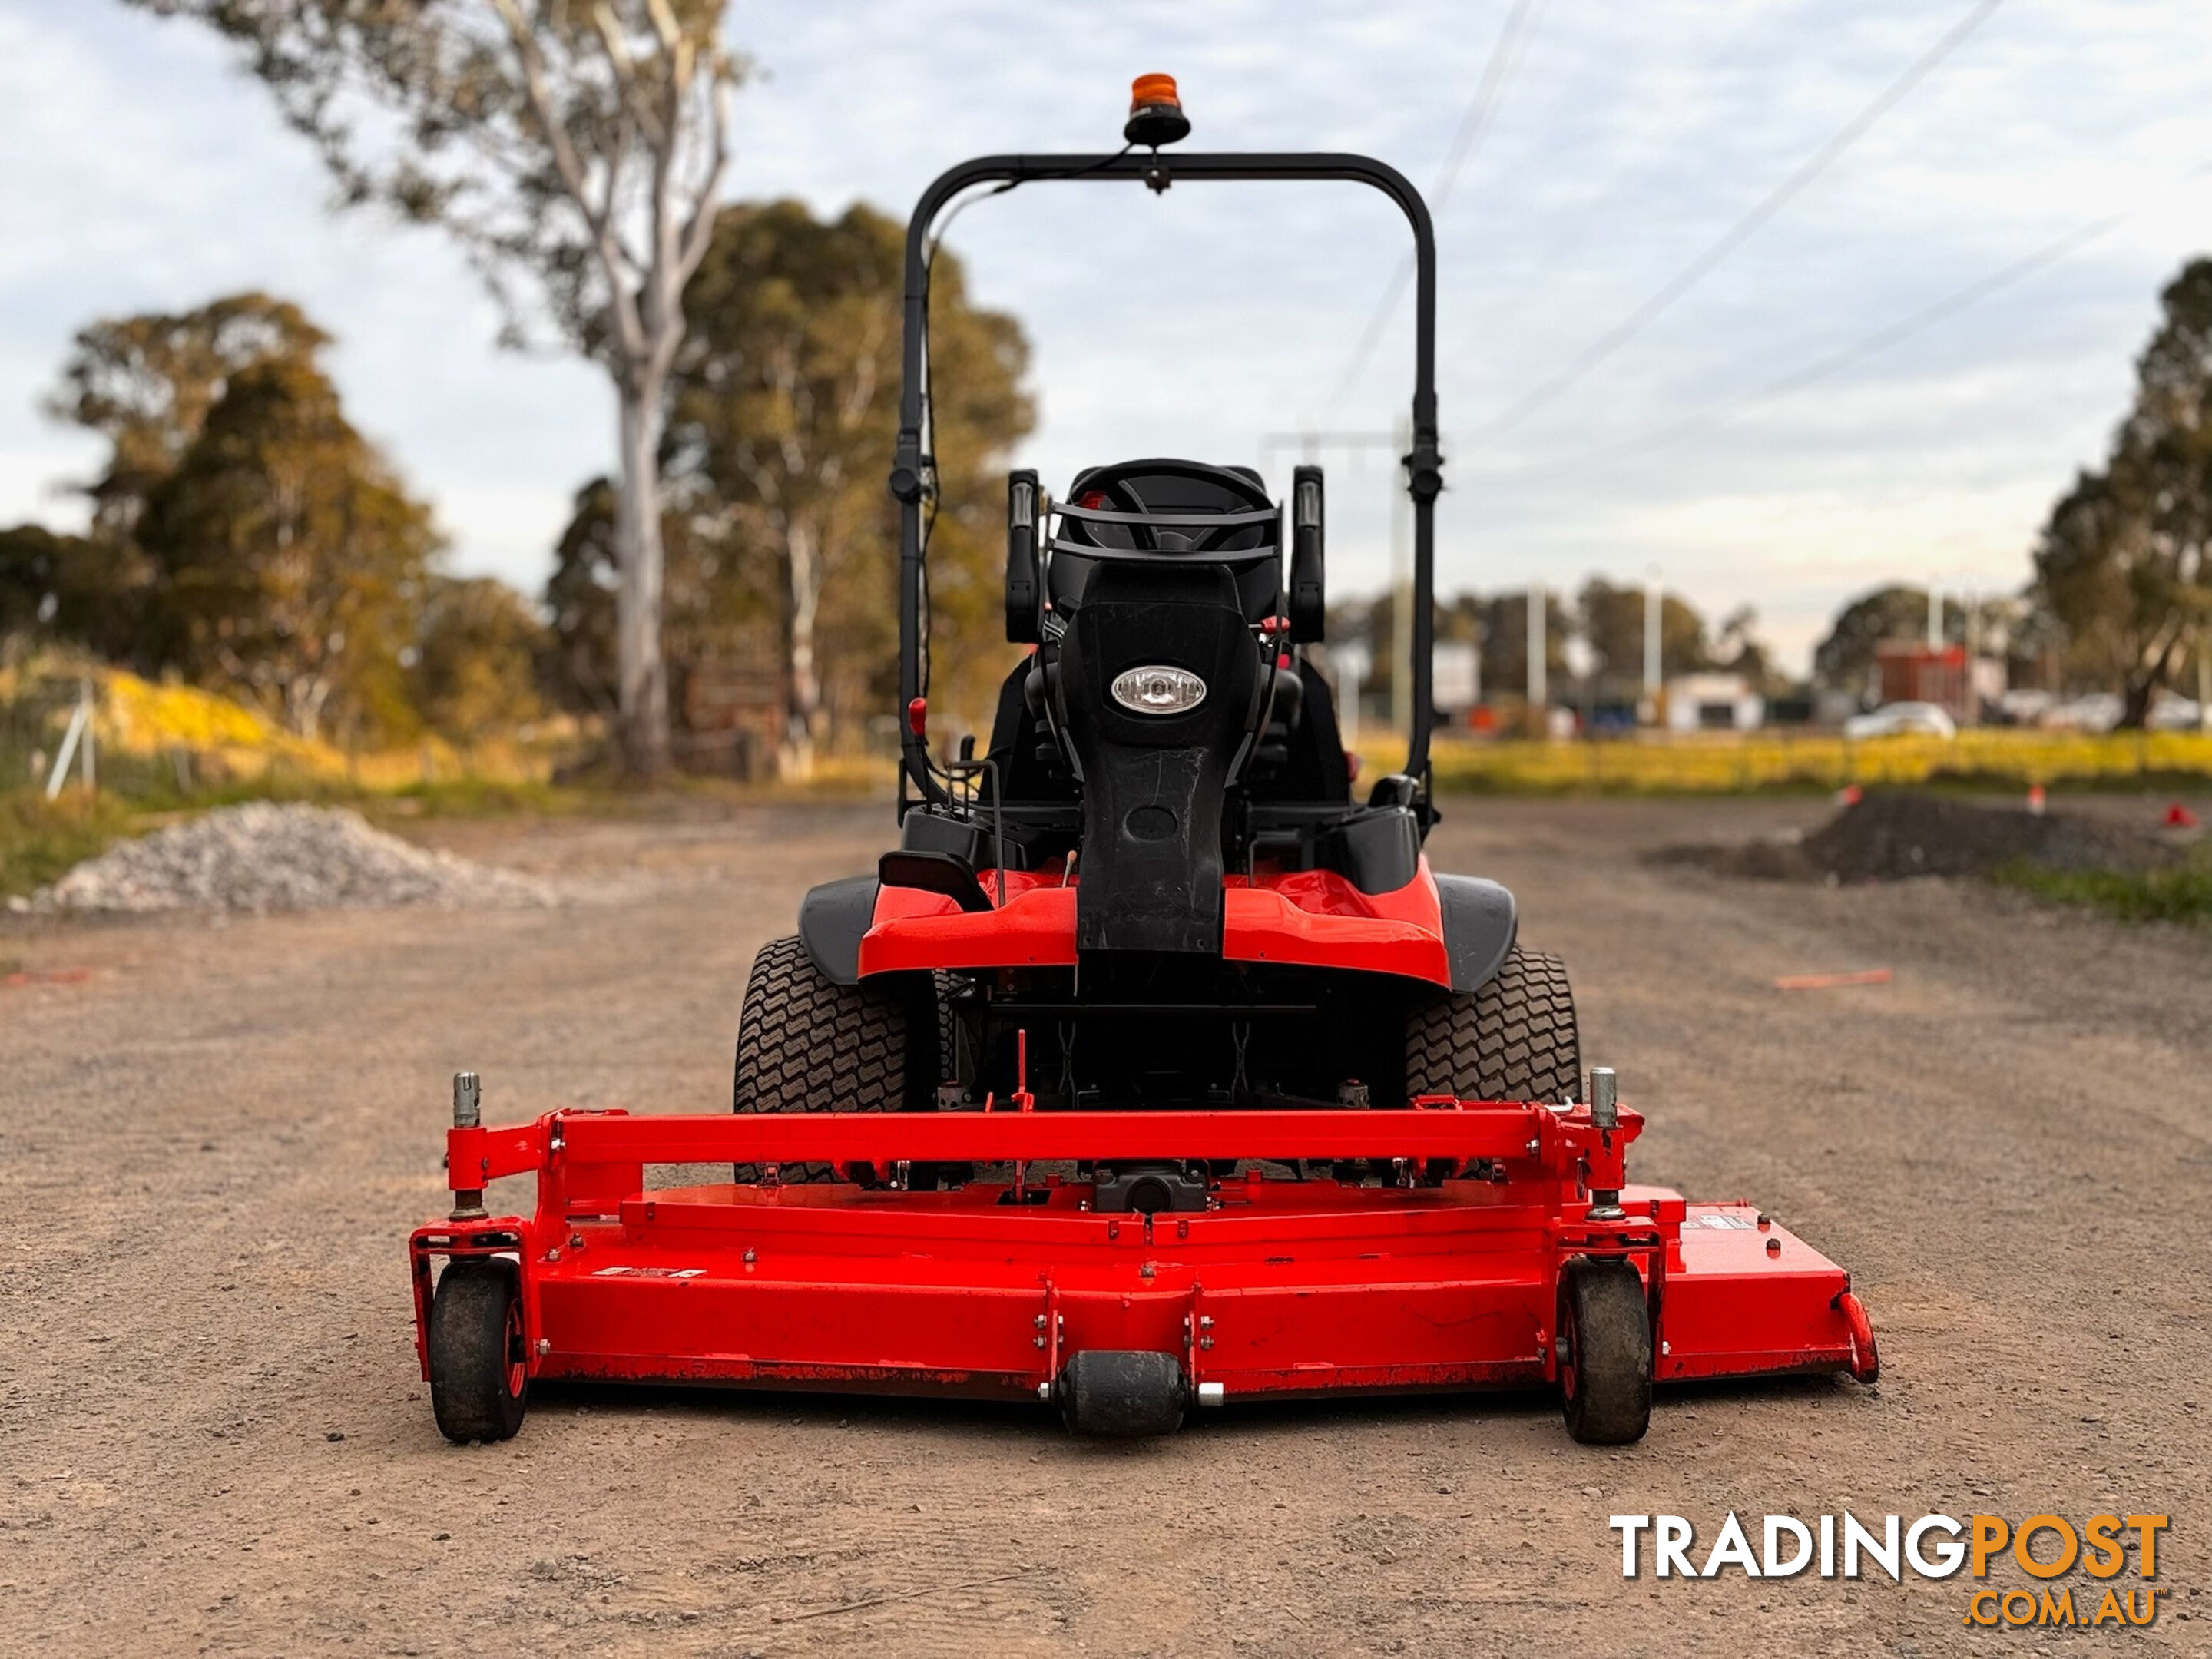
1434,873 -> 1518,993
798,874 -> 879,986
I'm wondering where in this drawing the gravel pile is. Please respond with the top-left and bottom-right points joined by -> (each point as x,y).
1801,792 -> 2174,882
30,802 -> 556,916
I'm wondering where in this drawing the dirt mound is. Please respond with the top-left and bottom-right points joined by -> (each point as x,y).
1803,793 -> 2172,882
29,802 -> 557,915
1645,836 -> 1820,881
1648,792 -> 2178,884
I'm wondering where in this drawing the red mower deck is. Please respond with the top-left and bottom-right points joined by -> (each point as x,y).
409,1095 -> 1877,1433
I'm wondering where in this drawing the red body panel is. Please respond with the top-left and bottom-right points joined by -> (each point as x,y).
412,1101 -> 1877,1408
856,856 -> 1451,984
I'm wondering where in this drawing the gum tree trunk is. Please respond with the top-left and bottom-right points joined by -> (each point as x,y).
614,381 -> 671,775
781,518 -> 822,778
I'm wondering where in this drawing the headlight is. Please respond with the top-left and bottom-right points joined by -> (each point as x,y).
1111,665 -> 1207,716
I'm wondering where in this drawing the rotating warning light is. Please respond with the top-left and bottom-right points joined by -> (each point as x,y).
1124,73 -> 1190,147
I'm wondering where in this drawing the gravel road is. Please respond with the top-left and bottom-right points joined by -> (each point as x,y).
2,797 -> 2206,1656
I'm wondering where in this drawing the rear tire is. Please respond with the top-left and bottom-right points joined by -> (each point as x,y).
1558,1257 -> 1653,1445
1404,945 -> 1581,1104
731,935 -> 928,1184
427,1260 -> 528,1444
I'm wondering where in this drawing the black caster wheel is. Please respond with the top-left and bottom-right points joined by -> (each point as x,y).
428,1260 -> 528,1443
1558,1257 -> 1652,1445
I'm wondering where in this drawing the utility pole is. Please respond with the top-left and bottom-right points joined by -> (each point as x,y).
1643,567 -> 1662,727
1963,584 -> 1980,727
1527,581 -> 1547,736
1926,582 -> 1942,648
1260,425 -> 1452,746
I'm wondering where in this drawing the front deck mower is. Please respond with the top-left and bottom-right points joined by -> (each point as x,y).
410,78 -> 1878,1445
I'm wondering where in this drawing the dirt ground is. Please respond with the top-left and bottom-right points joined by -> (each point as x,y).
3,796 -> 2207,1657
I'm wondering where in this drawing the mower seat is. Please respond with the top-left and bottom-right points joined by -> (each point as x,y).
1056,558 -> 1262,952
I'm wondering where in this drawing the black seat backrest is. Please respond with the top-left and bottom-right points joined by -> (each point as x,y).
1055,559 -> 1263,954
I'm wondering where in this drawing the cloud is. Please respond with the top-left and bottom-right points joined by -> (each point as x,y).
2,0 -> 2209,672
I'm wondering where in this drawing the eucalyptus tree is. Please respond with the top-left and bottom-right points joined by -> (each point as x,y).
2034,259 -> 2212,725
131,0 -> 743,772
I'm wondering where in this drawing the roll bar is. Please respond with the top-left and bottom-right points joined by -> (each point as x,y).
891,151 -> 1440,810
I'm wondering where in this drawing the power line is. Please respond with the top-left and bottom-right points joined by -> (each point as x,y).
1472,0 -> 2006,445
1317,0 -> 1546,422
1482,0 -> 1814,336
1503,156 -> 2212,477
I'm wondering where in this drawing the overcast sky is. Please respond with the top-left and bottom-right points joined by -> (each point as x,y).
4,1 -> 2210,671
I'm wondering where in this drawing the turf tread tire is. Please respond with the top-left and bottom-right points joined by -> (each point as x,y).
1559,1257 -> 1653,1445
1404,945 -> 1581,1104
427,1260 -> 527,1444
732,935 -> 918,1184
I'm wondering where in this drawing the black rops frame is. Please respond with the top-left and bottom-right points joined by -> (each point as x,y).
889,150 -> 1442,813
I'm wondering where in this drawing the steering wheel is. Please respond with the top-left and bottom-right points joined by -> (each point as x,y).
1081,475 -> 1264,555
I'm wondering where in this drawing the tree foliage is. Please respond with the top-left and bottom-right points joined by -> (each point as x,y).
127,2 -> 737,356
541,474 -> 761,720
409,575 -> 548,741
2031,257 -> 2212,726
48,292 -> 329,541
8,291 -> 557,750
128,0 -> 744,772
0,525 -> 131,659
1710,604 -> 1780,693
1576,578 -> 1710,687
137,355 -> 439,743
1813,585 -> 1955,700
547,199 -> 1034,770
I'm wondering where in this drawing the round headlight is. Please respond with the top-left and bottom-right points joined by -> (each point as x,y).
1111,665 -> 1207,716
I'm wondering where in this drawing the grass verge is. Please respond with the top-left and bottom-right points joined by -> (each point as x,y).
1990,854 -> 2212,926
0,792 -> 142,901
1419,730 -> 2212,796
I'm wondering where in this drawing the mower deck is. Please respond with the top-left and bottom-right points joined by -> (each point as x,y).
410,1100 -> 1877,1428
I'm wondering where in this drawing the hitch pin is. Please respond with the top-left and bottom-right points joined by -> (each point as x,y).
1586,1067 -> 1624,1221
449,1071 -> 488,1222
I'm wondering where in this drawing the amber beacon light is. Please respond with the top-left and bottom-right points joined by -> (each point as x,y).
1124,73 -> 1190,147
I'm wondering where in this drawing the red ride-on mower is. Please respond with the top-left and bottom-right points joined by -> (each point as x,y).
410,78 -> 1878,1445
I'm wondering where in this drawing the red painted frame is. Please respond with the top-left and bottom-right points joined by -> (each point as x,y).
409,1098 -> 1877,1408
856,858 -> 1453,984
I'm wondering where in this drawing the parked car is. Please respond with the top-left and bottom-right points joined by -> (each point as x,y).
2147,690 -> 2205,731
1843,701 -> 1957,740
2040,692 -> 2123,733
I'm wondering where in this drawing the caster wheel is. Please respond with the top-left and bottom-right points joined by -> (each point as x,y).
429,1260 -> 528,1443
1558,1257 -> 1651,1445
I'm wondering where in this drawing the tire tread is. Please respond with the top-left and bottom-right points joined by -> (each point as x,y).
1561,1257 -> 1653,1445
427,1261 -> 525,1444
1405,945 -> 1581,1104
731,935 -> 916,1183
